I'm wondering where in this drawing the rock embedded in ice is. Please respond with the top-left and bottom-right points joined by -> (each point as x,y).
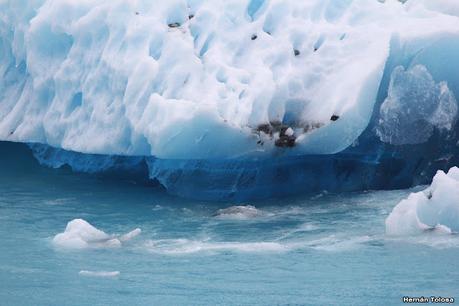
330,115 -> 340,122
386,167 -> 459,235
53,219 -> 141,249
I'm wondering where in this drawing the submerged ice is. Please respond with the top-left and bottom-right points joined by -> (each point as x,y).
377,65 -> 457,145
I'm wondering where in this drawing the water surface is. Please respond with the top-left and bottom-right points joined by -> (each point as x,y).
1,146 -> 458,305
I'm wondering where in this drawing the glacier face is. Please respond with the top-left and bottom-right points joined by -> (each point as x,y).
1,0 -> 459,159
2,0 -> 459,200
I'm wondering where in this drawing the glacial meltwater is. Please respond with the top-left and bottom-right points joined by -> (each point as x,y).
1,143 -> 458,306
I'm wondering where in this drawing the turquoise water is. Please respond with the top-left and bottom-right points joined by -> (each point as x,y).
1,145 -> 459,305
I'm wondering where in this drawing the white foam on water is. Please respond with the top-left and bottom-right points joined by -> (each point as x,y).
142,233 -> 376,255
43,197 -> 75,206
143,238 -> 288,255
119,228 -> 142,242
301,235 -> 373,252
276,223 -> 320,241
79,270 -> 120,278
386,232 -> 459,250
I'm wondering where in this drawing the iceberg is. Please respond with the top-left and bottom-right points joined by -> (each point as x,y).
386,167 -> 459,235
2,0 -> 459,200
2,0 -> 459,158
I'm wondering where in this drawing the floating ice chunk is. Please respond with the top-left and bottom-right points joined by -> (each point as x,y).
214,205 -> 265,220
386,167 -> 459,235
53,219 -> 141,249
53,219 -> 119,249
79,270 -> 120,278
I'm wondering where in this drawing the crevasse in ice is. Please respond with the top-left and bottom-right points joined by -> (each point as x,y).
2,0 -> 459,200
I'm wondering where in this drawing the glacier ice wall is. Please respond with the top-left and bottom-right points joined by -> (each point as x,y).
2,0 -> 459,159
2,0 -> 459,200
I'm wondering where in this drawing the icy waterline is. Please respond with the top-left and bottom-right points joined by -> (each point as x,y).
21,122 -> 459,201
2,0 -> 459,159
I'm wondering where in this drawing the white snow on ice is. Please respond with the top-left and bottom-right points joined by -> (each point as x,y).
1,0 -> 459,158
53,219 -> 141,249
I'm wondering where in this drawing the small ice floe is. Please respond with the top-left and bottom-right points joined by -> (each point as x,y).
386,167 -> 459,236
213,205 -> 265,220
53,219 -> 141,249
79,270 -> 120,278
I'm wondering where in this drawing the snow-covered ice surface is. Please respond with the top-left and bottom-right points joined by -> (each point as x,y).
386,167 -> 459,235
1,0 -> 459,159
